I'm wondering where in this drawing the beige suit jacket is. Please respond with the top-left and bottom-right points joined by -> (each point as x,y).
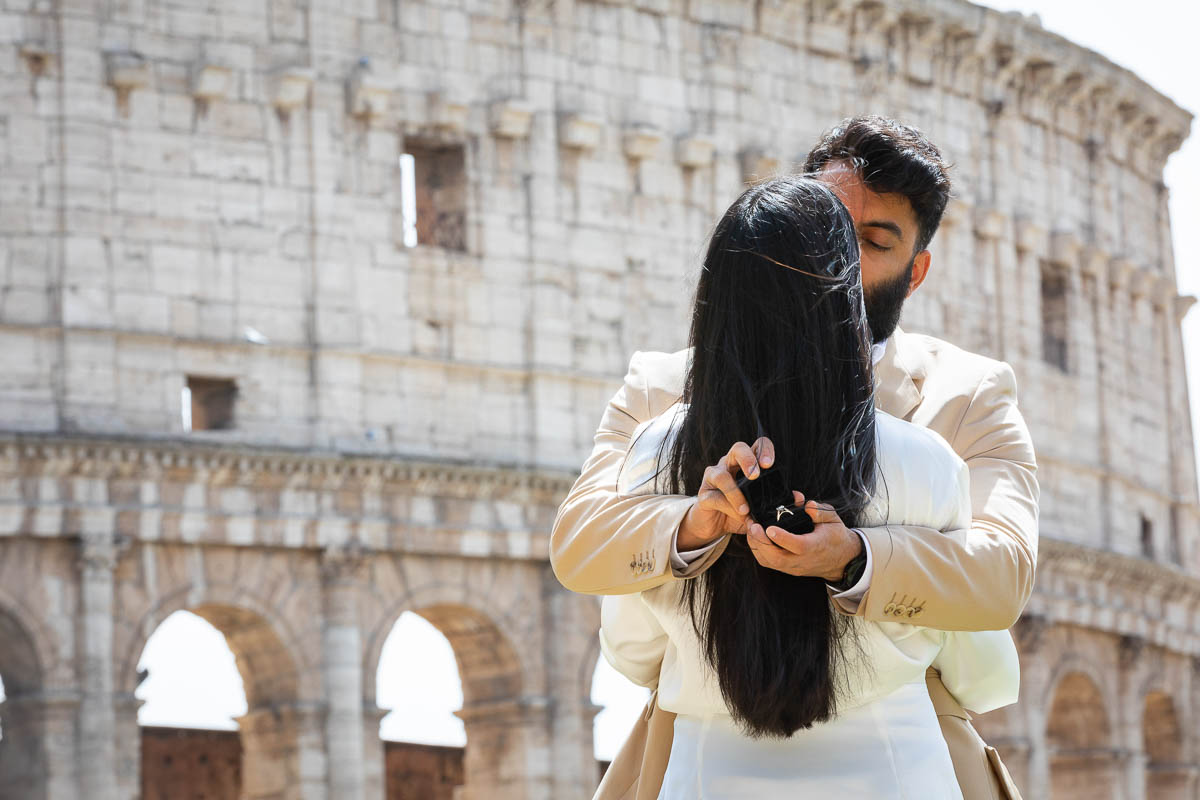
550,328 -> 1039,632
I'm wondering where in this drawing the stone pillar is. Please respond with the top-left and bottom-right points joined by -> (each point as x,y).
1156,281 -> 1195,561
76,531 -> 120,800
113,693 -> 144,800
972,207 -> 1006,359
360,703 -> 389,800
456,696 -> 554,800
320,546 -> 370,800
238,701 -> 328,800
0,689 -> 80,800
1013,219 -> 1048,363
1082,247 -> 1117,548
544,581 -> 604,799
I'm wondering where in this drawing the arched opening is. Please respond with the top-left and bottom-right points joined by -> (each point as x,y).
134,605 -> 304,800
368,602 -> 527,800
136,610 -> 246,799
0,609 -> 46,800
591,653 -> 650,771
1143,691 -> 1188,799
375,611 -> 466,798
1046,671 -> 1115,799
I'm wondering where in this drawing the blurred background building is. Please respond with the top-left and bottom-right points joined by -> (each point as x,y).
0,0 -> 1196,798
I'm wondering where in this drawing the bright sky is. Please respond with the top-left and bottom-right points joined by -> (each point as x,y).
0,0 -> 1195,766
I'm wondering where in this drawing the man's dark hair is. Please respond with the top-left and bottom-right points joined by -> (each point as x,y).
805,116 -> 952,253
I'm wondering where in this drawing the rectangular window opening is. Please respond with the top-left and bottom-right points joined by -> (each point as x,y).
1140,514 -> 1154,560
184,376 -> 237,432
1040,265 -> 1069,372
399,141 -> 467,252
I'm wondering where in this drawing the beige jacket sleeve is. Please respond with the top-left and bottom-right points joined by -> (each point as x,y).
549,352 -> 727,595
852,364 -> 1039,631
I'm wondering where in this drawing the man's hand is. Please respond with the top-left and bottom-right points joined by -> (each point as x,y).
676,437 -> 775,550
746,492 -> 863,582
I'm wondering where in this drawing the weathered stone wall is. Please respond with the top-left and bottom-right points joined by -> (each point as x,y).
0,0 -> 1196,798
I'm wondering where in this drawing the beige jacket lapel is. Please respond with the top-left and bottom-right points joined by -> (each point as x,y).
874,329 -> 922,421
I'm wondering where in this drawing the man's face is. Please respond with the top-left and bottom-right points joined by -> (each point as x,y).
817,162 -> 932,342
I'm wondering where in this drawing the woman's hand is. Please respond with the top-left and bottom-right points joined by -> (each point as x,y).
746,492 -> 863,582
676,437 -> 775,551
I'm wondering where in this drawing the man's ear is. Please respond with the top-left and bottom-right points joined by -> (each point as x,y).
906,250 -> 932,297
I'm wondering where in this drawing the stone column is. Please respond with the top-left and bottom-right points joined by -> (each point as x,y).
1082,247 -> 1116,548
973,207 -> 1006,359
320,546 -> 370,800
1119,636 -> 1148,800
456,696 -> 554,800
1013,219 -> 1048,363
238,701 -> 328,800
76,530 -> 120,800
0,689 -> 80,800
360,703 -> 389,800
1107,257 -> 1137,545
113,693 -> 144,800
544,582 -> 604,799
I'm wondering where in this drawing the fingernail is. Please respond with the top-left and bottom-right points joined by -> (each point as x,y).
762,456 -> 773,467
766,527 -> 776,538
739,504 -> 749,515
749,466 -> 759,478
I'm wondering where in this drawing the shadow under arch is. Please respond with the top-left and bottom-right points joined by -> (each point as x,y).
0,606 -> 48,800
125,586 -> 318,800
1045,670 -> 1116,800
1142,689 -> 1189,799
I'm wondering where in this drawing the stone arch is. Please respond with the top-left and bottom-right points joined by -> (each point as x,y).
1042,654 -> 1117,712
124,584 -> 321,800
0,605 -> 47,800
1143,690 -> 1188,799
116,582 -> 318,704
0,601 -> 43,697
363,582 -> 537,800
363,582 -> 529,706
1045,670 -> 1117,800
0,557 -> 69,692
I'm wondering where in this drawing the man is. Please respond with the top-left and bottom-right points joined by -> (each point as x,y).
552,116 -> 1036,798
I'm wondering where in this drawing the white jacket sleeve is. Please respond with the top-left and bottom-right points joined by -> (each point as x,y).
878,415 -> 1020,714
599,593 -> 667,689
932,629 -> 1021,714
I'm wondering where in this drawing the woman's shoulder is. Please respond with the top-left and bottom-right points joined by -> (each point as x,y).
875,411 -> 961,466
617,401 -> 688,496
868,412 -> 970,531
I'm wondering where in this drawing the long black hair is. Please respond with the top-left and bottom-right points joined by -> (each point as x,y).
661,175 -> 877,737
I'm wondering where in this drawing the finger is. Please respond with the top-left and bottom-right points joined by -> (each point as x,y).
725,442 -> 761,480
765,525 -> 809,555
791,490 -> 806,506
697,488 -> 745,523
747,526 -> 782,562
803,501 -> 842,525
752,437 -> 775,469
706,466 -> 749,516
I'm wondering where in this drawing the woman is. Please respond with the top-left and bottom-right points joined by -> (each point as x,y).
599,176 -> 1018,797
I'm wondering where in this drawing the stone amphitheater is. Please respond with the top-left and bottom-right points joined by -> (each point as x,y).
0,0 -> 1195,798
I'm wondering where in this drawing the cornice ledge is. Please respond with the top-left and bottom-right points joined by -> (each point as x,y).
1037,536 -> 1200,597
0,433 -> 579,495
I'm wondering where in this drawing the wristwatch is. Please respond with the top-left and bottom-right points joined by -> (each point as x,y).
831,531 -> 867,592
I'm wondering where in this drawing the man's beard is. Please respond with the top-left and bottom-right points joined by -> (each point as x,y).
863,259 -> 914,344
